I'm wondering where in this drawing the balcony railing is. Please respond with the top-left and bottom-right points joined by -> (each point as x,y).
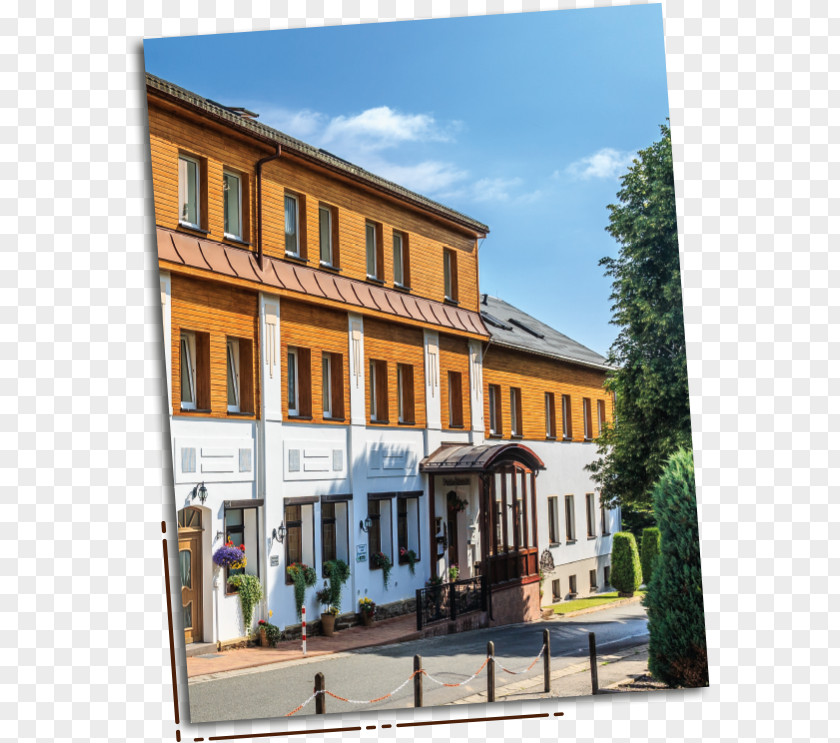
415,575 -> 488,631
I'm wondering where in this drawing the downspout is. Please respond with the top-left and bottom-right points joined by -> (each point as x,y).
255,144 -> 282,270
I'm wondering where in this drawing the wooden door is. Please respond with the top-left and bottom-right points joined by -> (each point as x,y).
178,533 -> 203,644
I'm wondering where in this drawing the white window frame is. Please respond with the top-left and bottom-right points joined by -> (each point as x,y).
223,170 -> 242,241
319,204 -> 333,266
545,392 -> 555,438
547,496 -> 559,545
443,249 -> 454,300
397,364 -> 409,424
583,398 -> 593,440
287,348 -> 299,416
322,353 -> 332,419
180,331 -> 197,411
510,388 -> 520,436
226,337 -> 240,413
586,493 -> 596,538
178,155 -> 201,230
366,222 -> 378,279
565,495 -> 576,542
489,385 -> 500,435
562,394 -> 571,440
285,193 -> 300,257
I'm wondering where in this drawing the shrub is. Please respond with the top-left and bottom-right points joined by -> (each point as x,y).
610,532 -> 642,596
640,526 -> 661,585
643,448 -> 709,688
226,573 -> 262,631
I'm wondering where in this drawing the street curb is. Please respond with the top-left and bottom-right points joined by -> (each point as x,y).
544,594 -> 643,621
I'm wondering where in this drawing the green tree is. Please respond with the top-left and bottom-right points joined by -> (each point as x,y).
640,526 -> 661,585
643,448 -> 708,688
586,124 -> 691,517
609,532 -> 642,596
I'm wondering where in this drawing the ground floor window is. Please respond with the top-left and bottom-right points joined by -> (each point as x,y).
224,506 -> 260,593
569,574 -> 577,595
552,578 -> 561,603
397,496 -> 421,563
285,502 -> 315,583
604,565 -> 611,587
321,500 -> 349,572
368,497 -> 393,565
590,568 -> 598,591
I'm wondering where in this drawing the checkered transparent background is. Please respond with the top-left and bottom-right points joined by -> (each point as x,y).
1,1 -> 836,742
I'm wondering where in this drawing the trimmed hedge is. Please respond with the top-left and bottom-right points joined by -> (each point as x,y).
640,526 -> 661,585
610,531 -> 642,596
643,448 -> 709,688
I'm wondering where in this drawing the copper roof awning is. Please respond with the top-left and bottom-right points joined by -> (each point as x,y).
419,443 -> 546,474
158,227 -> 489,338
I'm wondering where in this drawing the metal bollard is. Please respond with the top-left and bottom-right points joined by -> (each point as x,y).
414,655 -> 423,707
589,632 -> 599,694
302,606 -> 307,656
543,628 -> 551,693
315,671 -> 325,714
487,640 -> 495,702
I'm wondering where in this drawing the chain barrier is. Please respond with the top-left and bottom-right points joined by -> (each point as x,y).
282,641 -> 548,716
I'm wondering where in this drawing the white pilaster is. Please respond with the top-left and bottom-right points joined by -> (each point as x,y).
159,271 -> 172,416
468,339 -> 484,441
348,313 -> 366,426
423,330 -> 441,431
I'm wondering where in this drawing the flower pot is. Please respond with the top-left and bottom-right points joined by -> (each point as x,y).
361,612 -> 374,627
259,626 -> 269,647
321,612 -> 336,637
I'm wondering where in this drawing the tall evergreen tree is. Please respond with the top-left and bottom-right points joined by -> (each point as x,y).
643,448 -> 708,688
586,124 -> 691,516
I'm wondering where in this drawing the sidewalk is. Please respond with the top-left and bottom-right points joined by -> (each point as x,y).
187,614 -> 421,679
453,643 -> 650,704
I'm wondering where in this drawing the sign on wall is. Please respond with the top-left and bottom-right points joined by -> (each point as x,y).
356,544 -> 368,563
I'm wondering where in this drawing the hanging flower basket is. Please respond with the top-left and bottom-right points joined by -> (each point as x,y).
213,540 -> 246,570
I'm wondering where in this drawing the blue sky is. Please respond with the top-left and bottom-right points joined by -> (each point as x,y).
144,6 -> 670,356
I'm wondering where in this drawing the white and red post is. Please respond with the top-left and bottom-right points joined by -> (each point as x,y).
302,605 -> 307,656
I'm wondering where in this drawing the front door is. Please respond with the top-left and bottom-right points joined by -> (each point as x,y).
178,532 -> 203,644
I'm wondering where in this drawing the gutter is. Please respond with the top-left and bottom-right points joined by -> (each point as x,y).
255,144 -> 282,270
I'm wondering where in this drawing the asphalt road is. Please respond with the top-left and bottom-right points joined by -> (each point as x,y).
187,602 -> 648,723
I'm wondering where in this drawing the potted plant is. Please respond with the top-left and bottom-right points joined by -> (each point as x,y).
358,597 -> 376,627
448,563 -> 460,582
286,562 -> 317,620
256,617 -> 281,648
370,551 -> 392,589
447,492 -> 468,513
316,587 -> 339,636
399,547 -> 418,575
212,539 -> 246,570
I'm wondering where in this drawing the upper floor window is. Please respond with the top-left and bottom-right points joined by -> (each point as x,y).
226,337 -> 254,414
597,399 -> 606,435
180,331 -> 197,410
287,347 -> 299,416
547,496 -> 559,545
393,230 -> 409,287
565,495 -> 576,542
562,394 -> 572,440
448,371 -> 463,428
319,203 -> 336,266
510,387 -> 523,436
366,221 -> 383,280
287,346 -> 312,418
443,248 -> 458,302
178,155 -> 201,229
369,359 -> 388,423
488,384 -> 501,435
226,338 -> 240,412
397,363 -> 415,424
223,171 -> 242,240
179,330 -> 209,411
321,352 -> 345,420
586,493 -> 596,538
600,503 -> 610,536
545,392 -> 556,438
285,193 -> 300,257
583,397 -> 593,440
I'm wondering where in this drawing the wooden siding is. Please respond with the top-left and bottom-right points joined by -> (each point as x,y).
482,347 -> 612,443
438,333 -> 472,430
364,318 -> 426,428
148,99 -> 480,313
279,300 -> 350,424
171,274 -> 260,419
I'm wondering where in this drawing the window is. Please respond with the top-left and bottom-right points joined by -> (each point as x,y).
604,565 -> 611,587
179,330 -> 209,411
590,569 -> 598,591
285,193 -> 300,256
569,574 -> 577,595
601,504 -> 610,536
397,363 -> 415,424
598,399 -> 607,435
510,387 -> 523,436
227,338 -> 240,412
562,394 -> 572,439
285,503 -> 315,584
178,155 -> 201,229
488,384 -> 502,435
367,497 -> 392,564
545,392 -> 556,438
319,203 -> 337,266
583,397 -> 593,440
393,230 -> 409,287
224,507 -> 259,593
223,171 -> 242,240
443,248 -> 458,301
321,352 -> 345,419
565,495 -> 576,542
397,496 -> 421,564
321,500 -> 349,571
586,493 -> 596,538
366,221 -> 383,280
369,359 -> 388,423
448,371 -> 463,428
287,347 -> 311,418
547,496 -> 559,545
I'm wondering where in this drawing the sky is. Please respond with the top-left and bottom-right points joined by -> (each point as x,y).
144,6 -> 671,357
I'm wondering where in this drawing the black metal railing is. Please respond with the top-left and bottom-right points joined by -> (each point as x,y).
415,575 -> 488,631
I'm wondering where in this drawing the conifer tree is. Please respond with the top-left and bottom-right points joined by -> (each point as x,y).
640,526 -> 661,585
610,532 -> 642,596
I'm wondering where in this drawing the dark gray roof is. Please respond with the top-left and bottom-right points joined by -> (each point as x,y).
146,73 -> 489,235
420,443 -> 545,474
480,295 -> 610,371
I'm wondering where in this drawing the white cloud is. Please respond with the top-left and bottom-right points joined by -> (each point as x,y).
322,107 -> 457,149
370,160 -> 468,194
565,148 -> 635,180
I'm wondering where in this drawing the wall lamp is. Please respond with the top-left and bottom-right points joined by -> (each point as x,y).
359,516 -> 372,533
191,482 -> 208,504
272,522 -> 287,544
